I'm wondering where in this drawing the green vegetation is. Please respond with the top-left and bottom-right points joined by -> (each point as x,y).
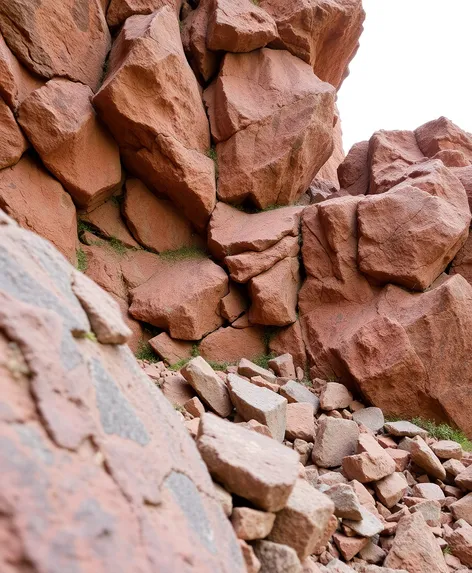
252,352 -> 276,371
135,341 -> 159,363
206,146 -> 219,179
207,360 -> 232,371
84,332 -> 97,342
191,344 -> 200,358
261,204 -> 285,212
169,358 -> 190,371
77,219 -> 95,236
411,417 -> 472,451
159,245 -> 207,262
76,248 -> 88,272
251,0 -> 260,5
442,546 -> 452,555
108,236 -> 127,255
262,326 -> 279,349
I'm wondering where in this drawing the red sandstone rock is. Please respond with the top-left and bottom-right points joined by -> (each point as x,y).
312,417 -> 359,468
238,358 -> 276,383
0,31 -> 43,110
197,413 -> 299,511
181,0 -> 220,83
83,243 -> 128,300
315,113 -> 344,188
445,519 -> 472,567
0,154 -> 77,262
0,0 -> 110,91
249,257 -> 300,326
225,235 -> 300,284
320,382 -> 353,411
106,0 -> 181,27
93,8 -> 216,231
239,540 -> 262,573
453,165 -> 472,212
0,98 -> 28,169
207,0 -> 278,53
338,140 -> 369,195
199,326 -> 266,363
384,512 -> 448,573
253,540 -> 302,572
19,79 -> 122,209
120,249 -> 163,291
415,116 -> 472,163
269,354 -> 296,379
205,49 -> 335,208
269,321 -> 308,373
148,332 -> 193,365
220,282 -> 248,322
451,232 -> 472,286
129,258 -> 228,340
82,198 -> 139,249
373,472 -> 408,509
342,434 -> 396,483
231,507 -> 276,541
285,403 -> 315,442
123,178 -> 198,253
451,494 -> 472,525
260,0 -> 365,89
208,202 -> 302,260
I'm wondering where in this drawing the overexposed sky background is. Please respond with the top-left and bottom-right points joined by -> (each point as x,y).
338,0 -> 472,153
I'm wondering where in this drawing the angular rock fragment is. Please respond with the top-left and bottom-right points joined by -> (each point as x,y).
333,533 -> 369,561
220,283 -> 248,322
106,0 -> 182,28
431,440 -> 463,460
338,140 -> 369,196
312,418 -> 359,468
148,332 -> 193,366
239,539 -> 262,573
207,0 -> 278,53
451,493 -> 472,525
285,403 -> 315,442
129,258 -> 228,340
227,374 -> 287,441
409,500 -> 442,527
343,506 -> 383,538
268,354 -> 296,379
238,358 -> 277,383
320,382 -> 353,411
409,436 -> 446,480
445,519 -> 472,567
269,479 -> 335,561
93,8 -> 216,231
231,507 -> 276,541
199,326 -> 266,364
0,98 -> 28,169
383,421 -> 428,439
373,472 -> 408,509
181,357 -> 232,418
253,540 -> 302,573
352,408 -> 384,433
325,484 -> 363,521
197,413 -> 299,511
280,381 -> 320,412
415,116 -> 472,163
343,434 -> 396,483
18,79 -> 122,209
82,198 -> 139,248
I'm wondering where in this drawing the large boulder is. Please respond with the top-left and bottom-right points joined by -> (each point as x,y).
0,154 -> 77,262
0,97 -> 28,169
204,48 -> 335,208
415,116 -> 472,163
0,213 -> 244,572
129,257 -> 228,340
199,325 -> 266,364
18,79 -> 122,210
106,0 -> 182,28
93,7 -> 216,231
451,233 -> 472,286
338,140 -> 369,195
0,0 -> 110,91
259,0 -> 365,89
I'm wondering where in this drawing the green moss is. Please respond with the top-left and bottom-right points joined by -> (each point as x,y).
411,417 -> 472,451
135,341 -> 159,363
107,236 -> 127,255
77,219 -> 95,236
168,358 -> 190,371
443,546 -> 452,555
159,245 -> 207,262
262,326 -> 279,349
252,352 -> 276,371
191,344 -> 200,358
205,146 -> 219,180
261,204 -> 285,212
84,332 -> 97,342
76,248 -> 88,272
207,360 -> 233,371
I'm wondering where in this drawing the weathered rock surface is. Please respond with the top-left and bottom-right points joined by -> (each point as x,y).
93,7 -> 216,231
312,417 -> 359,468
0,97 -> 28,169
205,48 -> 335,208
279,380 -> 320,412
253,540 -> 302,573
149,332 -> 193,365
0,154 -> 77,262
285,403 -> 315,442
18,79 -> 122,209
0,0 -> 110,90
0,214 -> 244,573
415,116 -> 472,163
199,326 -> 266,363
82,197 -> 140,249
338,140 -> 369,195
197,413 -> 299,511
129,257 -> 228,340
231,506 -> 276,541
106,0 -> 182,28
123,178 -> 198,252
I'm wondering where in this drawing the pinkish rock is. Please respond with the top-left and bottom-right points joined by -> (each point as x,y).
445,519 -> 472,567
269,479 -> 335,561
333,533 -> 369,561
251,376 -> 280,394
205,48 -> 335,208
451,493 -> 472,525
415,116 -> 472,163
225,235 -> 300,284
220,283 -> 248,322
18,79 -> 122,209
325,483 -> 363,520
312,417 -> 359,468
409,436 -> 446,480
161,373 -> 195,407
0,31 -> 44,110
409,500 -> 442,527
444,458 -> 467,478
123,178 -> 199,253
451,232 -> 472,286
268,354 -> 296,379
0,98 -> 28,169
227,374 -> 287,442
197,413 -> 299,511
342,434 -> 396,483
383,421 -> 428,439
207,0 -> 277,53
106,0 -> 182,27
129,257 -> 228,340
71,270 -> 132,344
237,419 -> 273,439
231,507 -> 276,541
0,0 -> 110,91
208,202 -> 302,260
338,140 -> 369,195
82,243 -> 128,300
253,540 -> 302,573
260,0 -> 365,89
279,381 -> 319,412
269,321 -> 308,373
431,440 -> 463,460
456,465 -> 472,491
181,0 -> 220,83
93,8 -> 216,232
351,408 -> 384,433
181,357 -> 232,418
411,482 -> 445,501
82,197 -> 139,248
373,472 -> 408,509
199,326 -> 266,364
249,257 -> 300,326
184,396 -> 206,418
385,449 -> 410,472
0,154 -> 77,263
238,358 -> 276,383
343,506 -> 384,538
320,382 -> 353,411
120,249 -> 163,291
148,332 -> 193,366
239,540 -> 262,573
285,403 -> 315,442
384,512 -> 448,573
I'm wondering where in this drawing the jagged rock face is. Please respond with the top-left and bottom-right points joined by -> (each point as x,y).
0,213 -> 244,573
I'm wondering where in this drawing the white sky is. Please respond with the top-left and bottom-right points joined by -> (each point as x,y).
338,0 -> 472,153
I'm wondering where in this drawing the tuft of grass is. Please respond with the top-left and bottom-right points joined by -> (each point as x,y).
205,146 -> 219,180
76,248 -> 88,272
159,245 -> 207,262
78,219 -> 95,236
262,326 -> 279,349
261,204 -> 285,212
252,352 -> 276,371
169,358 -> 190,371
251,0 -> 260,5
442,546 -> 452,555
135,341 -> 159,363
207,360 -> 232,371
84,332 -> 97,342
411,417 -> 472,451
108,236 -> 127,256
191,344 -> 200,358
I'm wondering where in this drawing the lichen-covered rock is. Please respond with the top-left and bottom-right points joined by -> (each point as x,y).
0,213 -> 245,573
93,7 -> 216,231
0,0 -> 110,91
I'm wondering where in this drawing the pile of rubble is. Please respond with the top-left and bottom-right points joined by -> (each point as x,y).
141,353 -> 472,573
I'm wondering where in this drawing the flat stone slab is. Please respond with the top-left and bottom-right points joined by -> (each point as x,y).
279,380 -> 320,413
352,407 -> 385,433
383,421 -> 428,439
